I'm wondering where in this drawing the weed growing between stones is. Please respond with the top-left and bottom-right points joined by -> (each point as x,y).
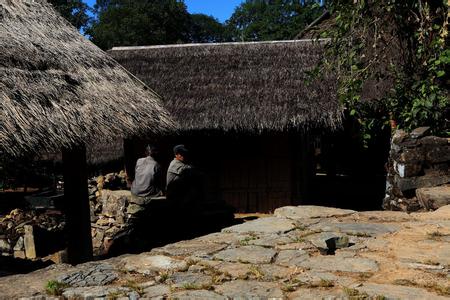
157,271 -> 170,283
45,280 -> 70,296
344,287 -> 386,300
246,265 -> 265,280
239,235 -> 258,246
106,291 -> 127,300
123,280 -> 144,296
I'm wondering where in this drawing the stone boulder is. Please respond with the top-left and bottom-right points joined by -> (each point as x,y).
416,185 -> 450,210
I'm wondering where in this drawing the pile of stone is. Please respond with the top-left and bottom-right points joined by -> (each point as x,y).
384,127 -> 450,211
0,208 -> 65,259
88,172 -> 156,256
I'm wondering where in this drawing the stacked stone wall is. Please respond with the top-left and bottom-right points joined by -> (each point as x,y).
383,127 -> 450,211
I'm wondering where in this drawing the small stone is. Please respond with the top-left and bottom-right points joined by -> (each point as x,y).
152,240 -> 227,258
355,282 -> 449,300
126,204 -> 143,215
170,272 -> 212,288
142,284 -> 170,298
62,286 -> 130,299
57,263 -> 118,287
0,239 -> 11,252
410,127 -> 430,138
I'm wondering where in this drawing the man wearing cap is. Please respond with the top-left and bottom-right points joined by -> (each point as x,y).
166,144 -> 193,207
131,145 -> 163,199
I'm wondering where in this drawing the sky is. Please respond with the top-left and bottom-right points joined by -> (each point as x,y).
83,0 -> 244,23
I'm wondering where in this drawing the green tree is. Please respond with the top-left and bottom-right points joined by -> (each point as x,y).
87,0 -> 192,50
189,14 -> 230,43
318,0 -> 449,142
49,0 -> 91,31
226,0 -> 324,41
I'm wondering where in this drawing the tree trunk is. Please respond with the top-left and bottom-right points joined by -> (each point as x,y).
62,144 -> 93,264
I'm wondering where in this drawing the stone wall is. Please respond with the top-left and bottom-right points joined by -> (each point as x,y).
383,127 -> 450,211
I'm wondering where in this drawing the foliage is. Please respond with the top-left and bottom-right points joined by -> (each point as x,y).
87,0 -> 192,50
189,14 -> 231,43
319,0 -> 449,143
45,280 -> 70,296
49,0 -> 91,31
226,0 -> 324,41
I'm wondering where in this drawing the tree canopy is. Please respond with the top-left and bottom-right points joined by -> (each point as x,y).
87,0 -> 192,50
49,0 -> 90,31
189,14 -> 230,43
226,0 -> 324,41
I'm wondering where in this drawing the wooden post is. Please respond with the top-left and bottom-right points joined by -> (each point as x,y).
62,144 -> 93,264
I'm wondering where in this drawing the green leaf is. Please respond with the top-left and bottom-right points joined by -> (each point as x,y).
436,70 -> 445,77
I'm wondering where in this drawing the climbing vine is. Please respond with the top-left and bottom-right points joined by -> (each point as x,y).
318,0 -> 449,143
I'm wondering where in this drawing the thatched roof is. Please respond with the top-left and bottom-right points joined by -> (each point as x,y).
110,40 -> 342,132
0,0 -> 174,158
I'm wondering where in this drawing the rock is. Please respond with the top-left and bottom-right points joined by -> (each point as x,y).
417,185 -> 450,210
214,280 -> 283,299
195,232 -> 254,246
305,232 -> 349,249
121,255 -> 187,275
100,190 -> 130,218
152,240 -> 227,258
247,234 -> 292,247
274,205 -> 356,219
23,225 -> 36,259
57,263 -> 118,287
410,127 -> 430,139
170,290 -> 226,299
309,222 -> 399,237
355,282 -> 449,300
288,288 -> 346,300
14,250 -> 26,259
398,149 -> 424,163
0,239 -> 11,252
258,264 -> 295,281
297,254 -> 379,273
394,161 -> 423,177
419,136 -> 448,146
170,272 -> 212,288
222,217 -> 296,234
392,129 -> 408,144
62,286 -> 130,299
142,284 -> 170,298
395,174 -> 450,192
425,146 -> 450,163
275,250 -> 309,267
126,204 -> 143,215
213,246 -> 276,264
211,262 -> 250,279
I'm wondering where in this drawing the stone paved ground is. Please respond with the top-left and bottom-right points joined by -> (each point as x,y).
0,205 -> 449,299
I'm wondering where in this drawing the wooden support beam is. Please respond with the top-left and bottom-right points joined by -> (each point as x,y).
62,144 -> 93,264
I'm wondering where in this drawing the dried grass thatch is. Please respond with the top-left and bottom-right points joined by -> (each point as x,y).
110,40 -> 343,132
0,0 -> 174,159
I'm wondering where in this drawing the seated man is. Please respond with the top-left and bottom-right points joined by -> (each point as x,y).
131,145 -> 163,199
166,144 -> 193,207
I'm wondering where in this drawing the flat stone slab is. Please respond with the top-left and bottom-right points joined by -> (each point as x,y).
62,286 -> 131,299
57,263 -> 118,287
170,272 -> 212,288
355,283 -> 449,300
213,245 -> 276,264
195,232 -> 256,245
142,284 -> 170,298
274,205 -> 356,219
214,280 -> 283,299
304,232 -> 349,249
248,234 -> 292,247
297,255 -> 379,273
275,250 -> 309,267
222,217 -> 296,234
121,255 -> 187,275
288,288 -> 346,300
310,222 -> 399,236
170,290 -> 227,299
152,240 -> 227,258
